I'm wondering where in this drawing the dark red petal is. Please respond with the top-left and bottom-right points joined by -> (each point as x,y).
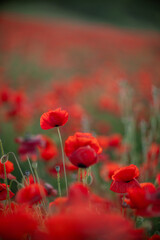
69,145 -> 97,168
110,179 -> 140,193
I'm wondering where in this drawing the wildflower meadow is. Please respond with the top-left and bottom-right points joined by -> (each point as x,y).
0,7 -> 160,240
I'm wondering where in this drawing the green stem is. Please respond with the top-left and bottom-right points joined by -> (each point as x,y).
0,139 -> 4,156
7,152 -> 28,185
9,179 -> 24,189
33,163 -> 47,212
27,157 -> 36,183
57,127 -> 68,196
78,168 -> 81,182
0,139 -> 11,208
82,169 -> 86,185
3,163 -> 11,205
57,172 -> 62,197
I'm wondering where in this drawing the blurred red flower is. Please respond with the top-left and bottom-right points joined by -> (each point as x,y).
49,197 -> 68,211
149,235 -> 160,240
126,182 -> 160,216
65,132 -> 102,168
15,134 -> 45,161
16,183 -> 47,205
128,182 -> 156,209
0,183 -> 14,200
97,135 -> 109,150
44,204 -> 144,240
40,108 -> 68,130
100,162 -> 121,181
0,159 -> 15,180
38,135 -> 58,161
68,182 -> 90,203
0,206 -> 38,240
109,134 -> 122,148
156,173 -> 160,186
110,164 -> 140,193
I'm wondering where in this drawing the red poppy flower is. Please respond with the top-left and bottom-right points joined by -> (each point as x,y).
147,143 -> 160,161
0,160 -> 16,180
128,183 -> 156,209
66,162 -> 79,172
156,173 -> 160,186
68,182 -> 90,203
69,145 -> 97,168
100,162 -> 121,181
109,134 -> 122,148
149,235 -> 160,240
16,183 -> 47,205
38,135 -> 58,161
49,197 -> 68,211
0,183 -> 14,200
45,204 -> 144,240
65,132 -> 102,168
142,187 -> 160,217
0,85 -> 11,103
24,175 -> 35,186
110,164 -> 140,193
15,134 -> 45,161
40,108 -> 68,130
0,206 -> 38,240
90,193 -> 112,212
97,135 -> 109,150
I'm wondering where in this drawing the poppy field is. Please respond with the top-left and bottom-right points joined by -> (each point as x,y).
0,12 -> 160,240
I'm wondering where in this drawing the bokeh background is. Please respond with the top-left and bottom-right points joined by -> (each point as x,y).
0,0 -> 160,195
1,0 -> 160,29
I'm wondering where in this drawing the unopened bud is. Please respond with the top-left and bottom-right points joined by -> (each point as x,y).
0,154 -> 8,164
25,171 -> 30,177
55,166 -> 60,172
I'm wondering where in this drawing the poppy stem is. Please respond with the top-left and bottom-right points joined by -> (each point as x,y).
78,168 -> 81,182
32,162 -> 47,213
7,152 -> 28,185
0,139 -> 11,209
86,167 -> 92,185
56,166 -> 62,197
9,179 -> 24,189
27,156 -> 36,183
82,169 -> 86,185
57,127 -> 68,196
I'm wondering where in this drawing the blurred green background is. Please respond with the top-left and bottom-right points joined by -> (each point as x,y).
1,0 -> 160,30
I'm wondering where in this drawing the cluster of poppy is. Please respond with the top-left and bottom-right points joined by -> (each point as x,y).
0,12 -> 160,240
0,108 -> 160,240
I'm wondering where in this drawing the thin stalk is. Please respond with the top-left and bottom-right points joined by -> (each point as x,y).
57,172 -> 62,197
27,157 -> 36,183
33,163 -> 47,213
0,140 -> 11,208
3,164 -> 11,206
82,169 -> 86,185
57,127 -> 68,196
7,152 -> 28,185
9,179 -> 24,189
78,168 -> 81,182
